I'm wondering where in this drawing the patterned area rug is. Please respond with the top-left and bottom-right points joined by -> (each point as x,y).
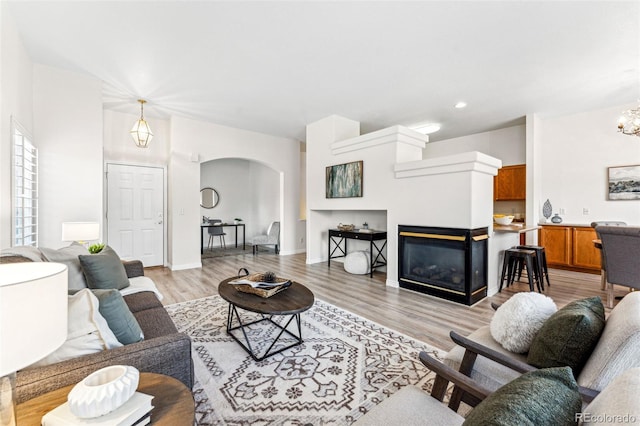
201,245 -> 254,259
166,295 -> 445,425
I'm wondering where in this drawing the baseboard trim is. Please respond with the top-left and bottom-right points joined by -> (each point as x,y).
169,262 -> 202,271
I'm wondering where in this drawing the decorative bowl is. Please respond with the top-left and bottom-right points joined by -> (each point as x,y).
337,223 -> 355,231
494,215 -> 515,225
68,365 -> 139,418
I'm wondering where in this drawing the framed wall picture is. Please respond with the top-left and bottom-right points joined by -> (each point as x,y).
326,160 -> 363,198
608,165 -> 640,200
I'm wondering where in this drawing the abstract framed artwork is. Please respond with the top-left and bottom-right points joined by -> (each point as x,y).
326,160 -> 363,198
608,165 -> 640,200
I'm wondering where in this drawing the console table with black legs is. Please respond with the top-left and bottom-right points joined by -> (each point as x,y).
328,229 -> 387,278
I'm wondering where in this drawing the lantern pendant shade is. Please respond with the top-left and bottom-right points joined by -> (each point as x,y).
131,99 -> 153,148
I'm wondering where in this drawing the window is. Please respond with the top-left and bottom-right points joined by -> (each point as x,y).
12,121 -> 38,247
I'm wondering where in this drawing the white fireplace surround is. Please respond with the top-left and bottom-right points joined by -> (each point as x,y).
306,115 -> 502,296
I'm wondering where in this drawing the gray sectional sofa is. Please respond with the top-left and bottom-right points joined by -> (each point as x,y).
1,247 -> 193,403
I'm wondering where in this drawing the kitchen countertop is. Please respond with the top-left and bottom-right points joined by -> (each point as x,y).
493,223 -> 540,233
537,221 -> 593,227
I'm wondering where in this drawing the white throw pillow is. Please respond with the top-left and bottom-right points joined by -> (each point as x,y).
490,292 -> 557,353
28,289 -> 122,368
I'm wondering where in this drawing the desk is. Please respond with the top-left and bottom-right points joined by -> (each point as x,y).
201,223 -> 246,254
17,373 -> 195,425
328,229 -> 387,278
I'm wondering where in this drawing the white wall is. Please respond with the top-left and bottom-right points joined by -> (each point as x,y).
537,104 -> 640,225
33,65 -> 104,248
0,5 -> 34,248
424,125 -> 526,166
168,116 -> 300,270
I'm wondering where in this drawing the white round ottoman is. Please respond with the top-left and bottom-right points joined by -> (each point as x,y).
344,251 -> 371,275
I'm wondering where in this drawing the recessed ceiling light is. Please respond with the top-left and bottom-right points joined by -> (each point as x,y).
454,102 -> 467,109
412,123 -> 441,135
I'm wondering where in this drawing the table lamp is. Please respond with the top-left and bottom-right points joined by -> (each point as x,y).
61,222 -> 100,244
0,262 -> 68,426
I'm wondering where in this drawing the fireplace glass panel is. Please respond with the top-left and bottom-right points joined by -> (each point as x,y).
402,237 -> 465,292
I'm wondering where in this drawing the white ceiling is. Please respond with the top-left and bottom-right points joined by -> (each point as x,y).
6,1 -> 640,142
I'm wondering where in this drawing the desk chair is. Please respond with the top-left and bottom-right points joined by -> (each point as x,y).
208,219 -> 226,249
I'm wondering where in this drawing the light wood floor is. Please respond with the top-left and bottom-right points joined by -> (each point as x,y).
147,252 -> 621,352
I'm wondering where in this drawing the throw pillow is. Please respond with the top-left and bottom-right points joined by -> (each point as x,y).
91,289 -> 144,345
527,296 -> 605,376
28,289 -> 122,368
462,367 -> 582,426
79,246 -> 130,290
490,292 -> 557,353
40,243 -> 89,290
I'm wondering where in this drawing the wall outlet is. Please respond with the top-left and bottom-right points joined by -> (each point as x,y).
300,237 -> 304,244
559,208 -> 566,215
583,208 -> 590,215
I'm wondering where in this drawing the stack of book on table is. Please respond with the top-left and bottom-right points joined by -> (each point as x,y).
42,392 -> 154,426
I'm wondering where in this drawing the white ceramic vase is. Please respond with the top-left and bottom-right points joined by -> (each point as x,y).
68,365 -> 139,418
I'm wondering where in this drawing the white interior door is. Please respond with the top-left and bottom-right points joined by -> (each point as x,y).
106,164 -> 164,266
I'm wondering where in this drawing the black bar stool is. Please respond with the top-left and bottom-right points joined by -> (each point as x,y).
517,245 -> 550,289
499,248 -> 542,293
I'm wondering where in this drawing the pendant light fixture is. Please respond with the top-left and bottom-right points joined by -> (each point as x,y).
130,99 -> 153,148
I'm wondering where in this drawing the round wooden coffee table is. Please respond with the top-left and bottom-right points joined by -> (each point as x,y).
219,277 -> 315,361
17,372 -> 194,425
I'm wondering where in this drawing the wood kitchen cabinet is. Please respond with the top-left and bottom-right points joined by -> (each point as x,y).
494,164 -> 526,201
538,225 -> 600,273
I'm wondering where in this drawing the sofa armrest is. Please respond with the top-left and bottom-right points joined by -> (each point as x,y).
16,333 -> 193,403
123,260 -> 144,278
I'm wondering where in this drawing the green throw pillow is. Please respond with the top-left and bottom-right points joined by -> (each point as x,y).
90,289 -> 144,345
527,296 -> 605,376
79,245 -> 130,290
463,367 -> 582,426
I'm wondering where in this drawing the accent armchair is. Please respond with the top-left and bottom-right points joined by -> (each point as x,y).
443,291 -> 640,408
252,221 -> 280,254
597,225 -> 640,308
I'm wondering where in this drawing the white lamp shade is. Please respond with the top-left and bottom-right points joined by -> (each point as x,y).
62,222 -> 99,242
0,263 -> 68,375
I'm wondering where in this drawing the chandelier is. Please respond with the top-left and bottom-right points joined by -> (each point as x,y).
130,99 -> 153,148
617,105 -> 640,137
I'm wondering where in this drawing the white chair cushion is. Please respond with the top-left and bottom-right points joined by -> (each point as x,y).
444,326 -> 527,392
581,367 -> 640,425
344,250 -> 371,275
578,291 -> 640,391
353,385 -> 464,426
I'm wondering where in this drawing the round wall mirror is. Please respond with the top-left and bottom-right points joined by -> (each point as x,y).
200,187 -> 219,208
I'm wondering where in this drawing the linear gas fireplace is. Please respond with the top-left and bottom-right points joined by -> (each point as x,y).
398,225 -> 488,305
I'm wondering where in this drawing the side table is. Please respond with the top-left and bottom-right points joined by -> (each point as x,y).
16,372 -> 195,425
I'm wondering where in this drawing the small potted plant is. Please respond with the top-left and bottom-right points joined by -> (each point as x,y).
234,218 -> 243,225
88,243 -> 105,254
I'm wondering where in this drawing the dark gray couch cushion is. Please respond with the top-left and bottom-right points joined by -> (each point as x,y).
79,246 -> 130,290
